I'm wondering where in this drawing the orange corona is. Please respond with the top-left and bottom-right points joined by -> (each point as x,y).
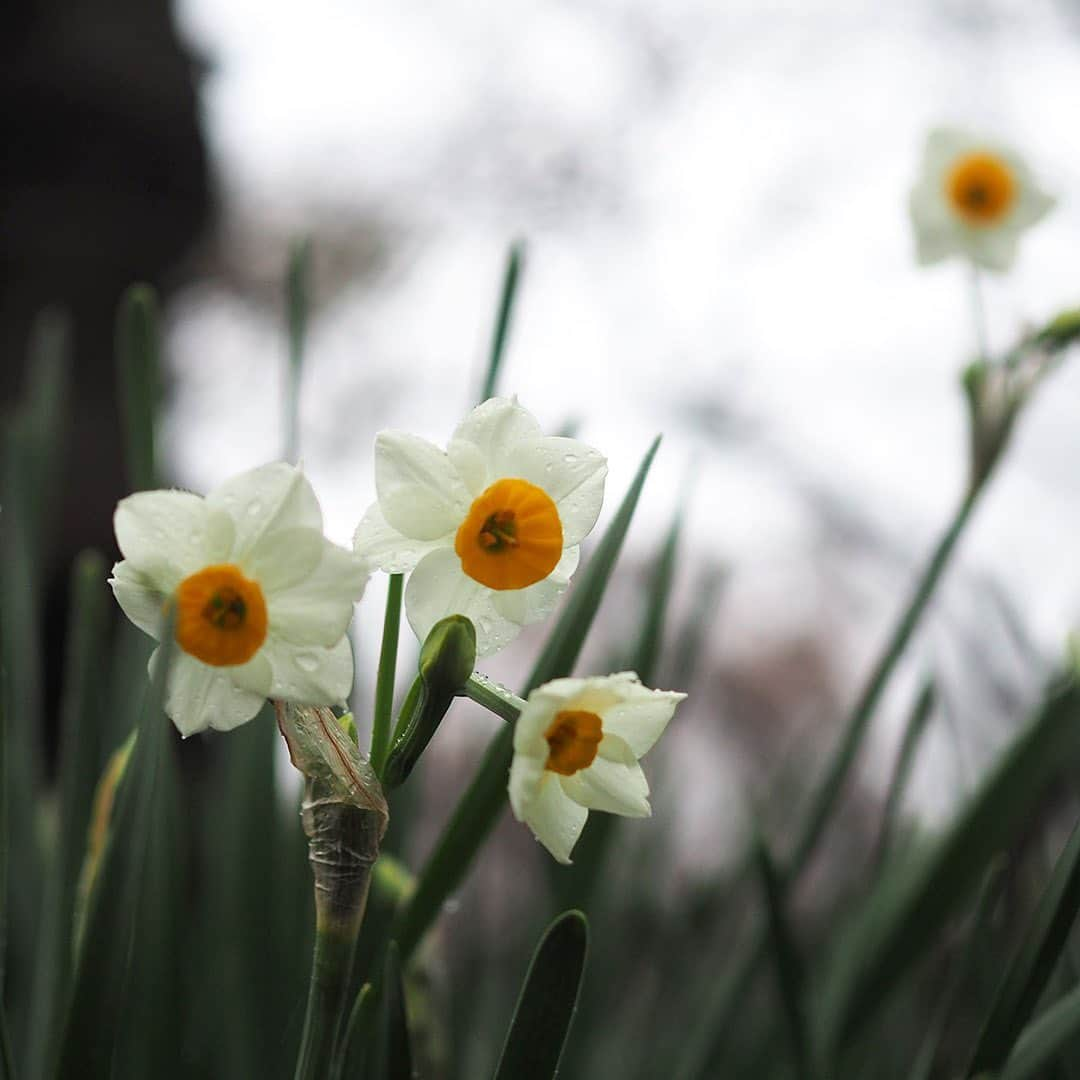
174,563 -> 268,666
544,710 -> 603,776
945,152 -> 1016,226
455,478 -> 562,590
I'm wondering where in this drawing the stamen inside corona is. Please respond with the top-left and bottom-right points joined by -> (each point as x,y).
945,151 -> 1016,225
175,563 -> 268,666
455,478 -> 562,590
544,709 -> 603,776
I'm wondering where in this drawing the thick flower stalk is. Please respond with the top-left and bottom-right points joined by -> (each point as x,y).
109,462 -> 368,735
276,702 -> 389,1080
508,672 -> 685,864
353,396 -> 606,656
909,126 -> 1055,271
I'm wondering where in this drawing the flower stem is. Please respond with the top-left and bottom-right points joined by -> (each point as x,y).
463,672 -> 526,723
294,921 -> 362,1080
370,574 -> 404,777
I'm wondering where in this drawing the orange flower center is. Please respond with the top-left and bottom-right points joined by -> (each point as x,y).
544,709 -> 603,776
174,563 -> 268,666
454,478 -> 562,590
945,152 -> 1016,225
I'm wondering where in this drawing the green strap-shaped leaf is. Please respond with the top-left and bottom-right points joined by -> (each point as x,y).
549,501 -> 681,911
116,285 -> 160,492
370,574 -> 404,776
479,241 -> 525,403
25,552 -> 109,1078
817,675 -> 1080,1059
284,238 -> 311,465
966,815 -> 1080,1075
370,942 -> 412,1080
392,436 -> 661,962
999,983 -> 1080,1080
54,619 -> 175,1079
872,677 -> 936,871
754,835 -> 812,1079
494,910 -> 589,1080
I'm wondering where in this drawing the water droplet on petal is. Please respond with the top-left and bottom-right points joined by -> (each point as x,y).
295,653 -> 320,673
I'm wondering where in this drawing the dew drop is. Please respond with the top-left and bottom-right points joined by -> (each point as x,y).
246,500 -> 263,516
295,653 -> 320,673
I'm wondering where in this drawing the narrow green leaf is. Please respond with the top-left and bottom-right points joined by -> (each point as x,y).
818,675 -> 1080,1057
494,910 -> 589,1080
873,677 -> 936,870
668,564 -> 725,693
25,551 -> 109,1078
966,815 -> 1080,1075
630,504 -> 682,685
339,983 -> 376,1078
551,498 -> 680,910
391,438 -> 661,962
116,284 -> 161,491
370,942 -> 412,1080
1000,983 -> 1080,1080
370,574 -> 404,776
786,488 -> 978,883
54,616 -> 176,1079
479,241 -> 525,403
525,435 -> 661,694
285,238 -> 312,464
754,835 -> 811,1079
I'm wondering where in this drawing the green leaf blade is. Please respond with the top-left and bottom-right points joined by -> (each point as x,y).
494,910 -> 589,1080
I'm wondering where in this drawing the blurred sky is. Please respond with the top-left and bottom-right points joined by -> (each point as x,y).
163,0 -> 1080,850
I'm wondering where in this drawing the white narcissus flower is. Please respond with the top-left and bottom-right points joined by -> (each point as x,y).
909,127 -> 1056,271
508,672 -> 685,864
110,462 -> 368,737
353,397 -> 606,657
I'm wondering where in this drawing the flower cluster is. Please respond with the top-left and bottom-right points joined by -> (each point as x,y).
110,398 -> 683,860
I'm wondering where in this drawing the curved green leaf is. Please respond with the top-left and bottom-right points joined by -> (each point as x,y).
494,911 -> 589,1080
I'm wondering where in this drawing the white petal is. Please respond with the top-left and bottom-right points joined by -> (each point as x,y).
922,126 -> 975,174
1013,179 -> 1056,229
114,490 -> 212,588
404,548 -> 521,657
561,736 -> 651,817
353,502 -> 450,573
207,462 -> 322,561
268,539 -> 367,647
448,397 -> 543,489
243,527 -> 324,593
909,183 -> 958,266
601,685 -> 686,758
966,227 -> 1019,273
263,634 -> 354,704
110,560 -> 166,640
375,432 -> 469,540
515,770 -> 588,865
508,746 -> 546,820
491,545 -> 579,626
502,437 -> 607,546
230,651 -> 273,695
513,688 -> 563,757
153,649 -> 265,736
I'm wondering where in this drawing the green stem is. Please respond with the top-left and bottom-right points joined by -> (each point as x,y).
294,924 -> 360,1080
370,574 -> 404,776
285,238 -> 311,465
463,673 -> 525,723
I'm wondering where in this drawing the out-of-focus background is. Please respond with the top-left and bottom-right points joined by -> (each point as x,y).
4,0 -> 1080,1073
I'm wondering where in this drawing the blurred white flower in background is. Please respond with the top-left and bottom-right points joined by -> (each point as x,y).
909,127 -> 1056,271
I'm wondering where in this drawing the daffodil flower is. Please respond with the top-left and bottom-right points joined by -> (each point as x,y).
110,462 -> 368,736
508,672 -> 685,864
353,397 -> 606,657
909,127 -> 1056,271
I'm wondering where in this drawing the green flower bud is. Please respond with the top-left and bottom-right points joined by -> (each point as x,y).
381,616 -> 477,790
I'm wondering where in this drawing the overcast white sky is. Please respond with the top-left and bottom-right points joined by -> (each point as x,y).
165,0 -> 1080,845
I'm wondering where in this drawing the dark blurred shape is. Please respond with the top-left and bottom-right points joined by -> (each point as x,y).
1,0 -> 211,739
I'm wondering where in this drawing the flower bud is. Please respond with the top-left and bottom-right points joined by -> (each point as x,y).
381,616 -> 476,790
